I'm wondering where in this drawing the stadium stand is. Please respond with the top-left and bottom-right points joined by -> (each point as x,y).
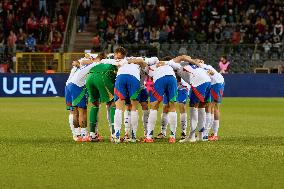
0,0 -> 283,73
0,0 -> 70,72
72,0 -> 100,52
94,0 -> 283,73
96,0 -> 283,44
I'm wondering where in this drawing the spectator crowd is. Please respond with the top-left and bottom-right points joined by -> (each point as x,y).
0,0 -> 283,73
0,0 -> 70,62
94,0 -> 283,52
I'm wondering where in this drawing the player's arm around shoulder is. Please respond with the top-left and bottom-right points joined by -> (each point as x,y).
163,59 -> 182,70
144,57 -> 159,66
100,58 -> 122,67
171,55 -> 191,63
78,58 -> 93,66
127,58 -> 147,69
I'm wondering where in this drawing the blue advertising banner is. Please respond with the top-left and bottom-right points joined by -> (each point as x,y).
0,73 -> 283,97
0,74 -> 69,97
223,74 -> 284,97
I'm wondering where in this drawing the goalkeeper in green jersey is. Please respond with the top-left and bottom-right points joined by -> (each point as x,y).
86,48 -> 129,141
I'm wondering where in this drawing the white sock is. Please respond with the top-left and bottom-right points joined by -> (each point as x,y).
147,110 -> 157,139
106,106 -> 112,135
204,113 -> 211,136
161,113 -> 168,136
180,113 -> 187,134
168,112 -> 177,138
114,109 -> 123,139
124,110 -> 131,135
74,128 -> 80,136
198,108 -> 206,132
142,110 -> 149,135
130,111 -> 138,139
68,114 -> 74,135
81,128 -> 88,137
213,120 -> 219,136
189,107 -> 198,138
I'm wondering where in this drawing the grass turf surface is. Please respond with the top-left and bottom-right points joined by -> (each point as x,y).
0,97 -> 283,189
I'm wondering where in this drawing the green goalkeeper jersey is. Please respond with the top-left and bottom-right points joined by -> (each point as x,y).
89,63 -> 117,73
86,64 -> 117,103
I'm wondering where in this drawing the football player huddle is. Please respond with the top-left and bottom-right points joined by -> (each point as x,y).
65,47 -> 224,143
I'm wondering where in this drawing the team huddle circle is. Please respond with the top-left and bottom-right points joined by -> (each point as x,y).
65,47 -> 224,144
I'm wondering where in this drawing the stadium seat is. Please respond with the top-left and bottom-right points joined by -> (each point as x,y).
161,43 -> 170,51
254,60 -> 284,74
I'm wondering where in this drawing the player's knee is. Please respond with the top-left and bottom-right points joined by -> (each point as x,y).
140,102 -> 148,110
163,104 -> 169,112
214,107 -> 219,114
198,102 -> 206,108
150,101 -> 160,110
130,100 -> 138,111
189,103 -> 195,107
92,101 -> 100,107
107,101 -> 116,107
179,104 -> 186,113
193,103 -> 199,108
168,102 -> 176,112
205,104 -> 211,113
115,99 -> 124,110
125,104 -> 132,111
215,103 -> 220,110
73,108 -> 79,116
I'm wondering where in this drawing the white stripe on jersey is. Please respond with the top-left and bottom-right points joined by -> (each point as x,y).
181,63 -> 211,87
201,64 -> 224,85
66,66 -> 79,86
70,62 -> 100,87
117,63 -> 141,81
116,56 -> 159,81
145,57 -> 159,66
148,64 -> 176,82
166,60 -> 182,70
103,57 -> 141,81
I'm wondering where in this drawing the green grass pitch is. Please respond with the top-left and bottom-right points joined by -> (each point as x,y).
0,97 -> 283,189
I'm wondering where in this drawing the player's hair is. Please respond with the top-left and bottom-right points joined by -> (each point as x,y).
114,47 -> 127,57
97,52 -> 107,60
73,60 -> 80,66
221,55 -> 227,60
160,56 -> 173,61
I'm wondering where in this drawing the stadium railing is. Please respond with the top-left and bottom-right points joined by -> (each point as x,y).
16,53 -> 61,73
12,43 -> 284,73
158,43 -> 284,73
122,43 -> 283,73
15,52 -> 85,73
62,53 -> 85,71
62,0 -> 79,52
